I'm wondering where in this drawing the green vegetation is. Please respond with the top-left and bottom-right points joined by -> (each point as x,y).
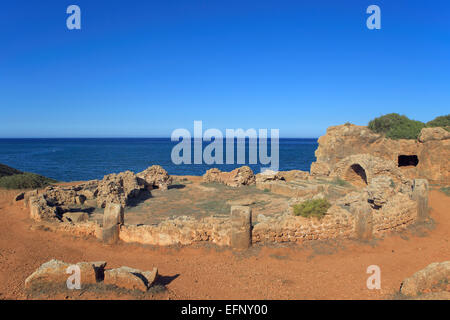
0,172 -> 57,190
0,163 -> 56,189
292,198 -> 331,219
368,113 -> 426,140
440,187 -> 450,197
368,113 -> 450,140
0,163 -> 22,178
426,114 -> 450,131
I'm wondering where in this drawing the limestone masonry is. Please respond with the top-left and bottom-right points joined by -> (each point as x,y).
17,124 -> 449,248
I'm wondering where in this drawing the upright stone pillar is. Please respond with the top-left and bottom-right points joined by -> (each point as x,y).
352,202 -> 373,241
231,206 -> 252,250
102,203 -> 124,244
412,179 -> 429,221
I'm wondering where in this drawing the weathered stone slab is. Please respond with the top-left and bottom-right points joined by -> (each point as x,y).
24,259 -> 106,289
352,202 -> 373,241
102,203 -> 124,244
412,179 -> 429,221
231,205 -> 252,250
23,189 -> 38,208
103,266 -> 158,292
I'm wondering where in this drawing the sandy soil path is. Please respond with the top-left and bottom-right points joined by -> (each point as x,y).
0,189 -> 448,300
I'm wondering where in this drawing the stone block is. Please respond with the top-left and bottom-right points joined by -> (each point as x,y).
102,203 -> 124,244
230,205 -> 252,250
412,179 -> 429,221
352,202 -> 373,241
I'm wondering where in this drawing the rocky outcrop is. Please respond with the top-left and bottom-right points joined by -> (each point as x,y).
25,259 -> 158,293
418,127 -> 450,142
203,166 -> 256,187
400,261 -> 450,297
24,166 -> 172,222
137,165 -> 172,191
255,170 -> 285,183
366,176 -> 396,208
96,171 -> 144,208
29,195 -> 60,222
278,170 -> 310,181
311,124 -> 450,185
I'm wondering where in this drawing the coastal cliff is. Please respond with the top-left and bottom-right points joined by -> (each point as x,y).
311,124 -> 450,185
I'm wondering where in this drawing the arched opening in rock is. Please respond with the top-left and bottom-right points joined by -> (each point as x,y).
344,164 -> 368,187
398,155 -> 419,167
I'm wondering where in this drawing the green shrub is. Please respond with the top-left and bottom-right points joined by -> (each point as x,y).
292,199 -> 331,219
368,113 -> 426,140
427,115 -> 450,131
0,164 -> 22,178
440,187 -> 450,197
0,172 -> 57,190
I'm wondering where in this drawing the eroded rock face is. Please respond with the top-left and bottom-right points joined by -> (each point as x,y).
96,171 -> 144,208
255,170 -> 285,183
400,261 -> 450,297
311,124 -> 450,184
137,165 -> 172,191
29,195 -> 60,222
203,166 -> 256,187
329,154 -> 407,187
278,170 -> 310,181
203,168 -> 222,183
418,127 -> 450,143
366,176 -> 396,208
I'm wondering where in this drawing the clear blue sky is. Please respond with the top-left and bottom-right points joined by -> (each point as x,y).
0,0 -> 449,138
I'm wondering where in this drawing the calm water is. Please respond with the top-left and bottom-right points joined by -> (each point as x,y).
0,138 -> 318,181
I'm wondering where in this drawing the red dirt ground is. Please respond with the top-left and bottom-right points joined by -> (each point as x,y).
0,189 -> 448,300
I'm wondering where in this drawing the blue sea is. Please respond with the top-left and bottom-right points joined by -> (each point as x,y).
0,138 -> 318,182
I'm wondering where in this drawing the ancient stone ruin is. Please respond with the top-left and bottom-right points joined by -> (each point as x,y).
310,124 -> 450,185
16,123 -> 445,250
